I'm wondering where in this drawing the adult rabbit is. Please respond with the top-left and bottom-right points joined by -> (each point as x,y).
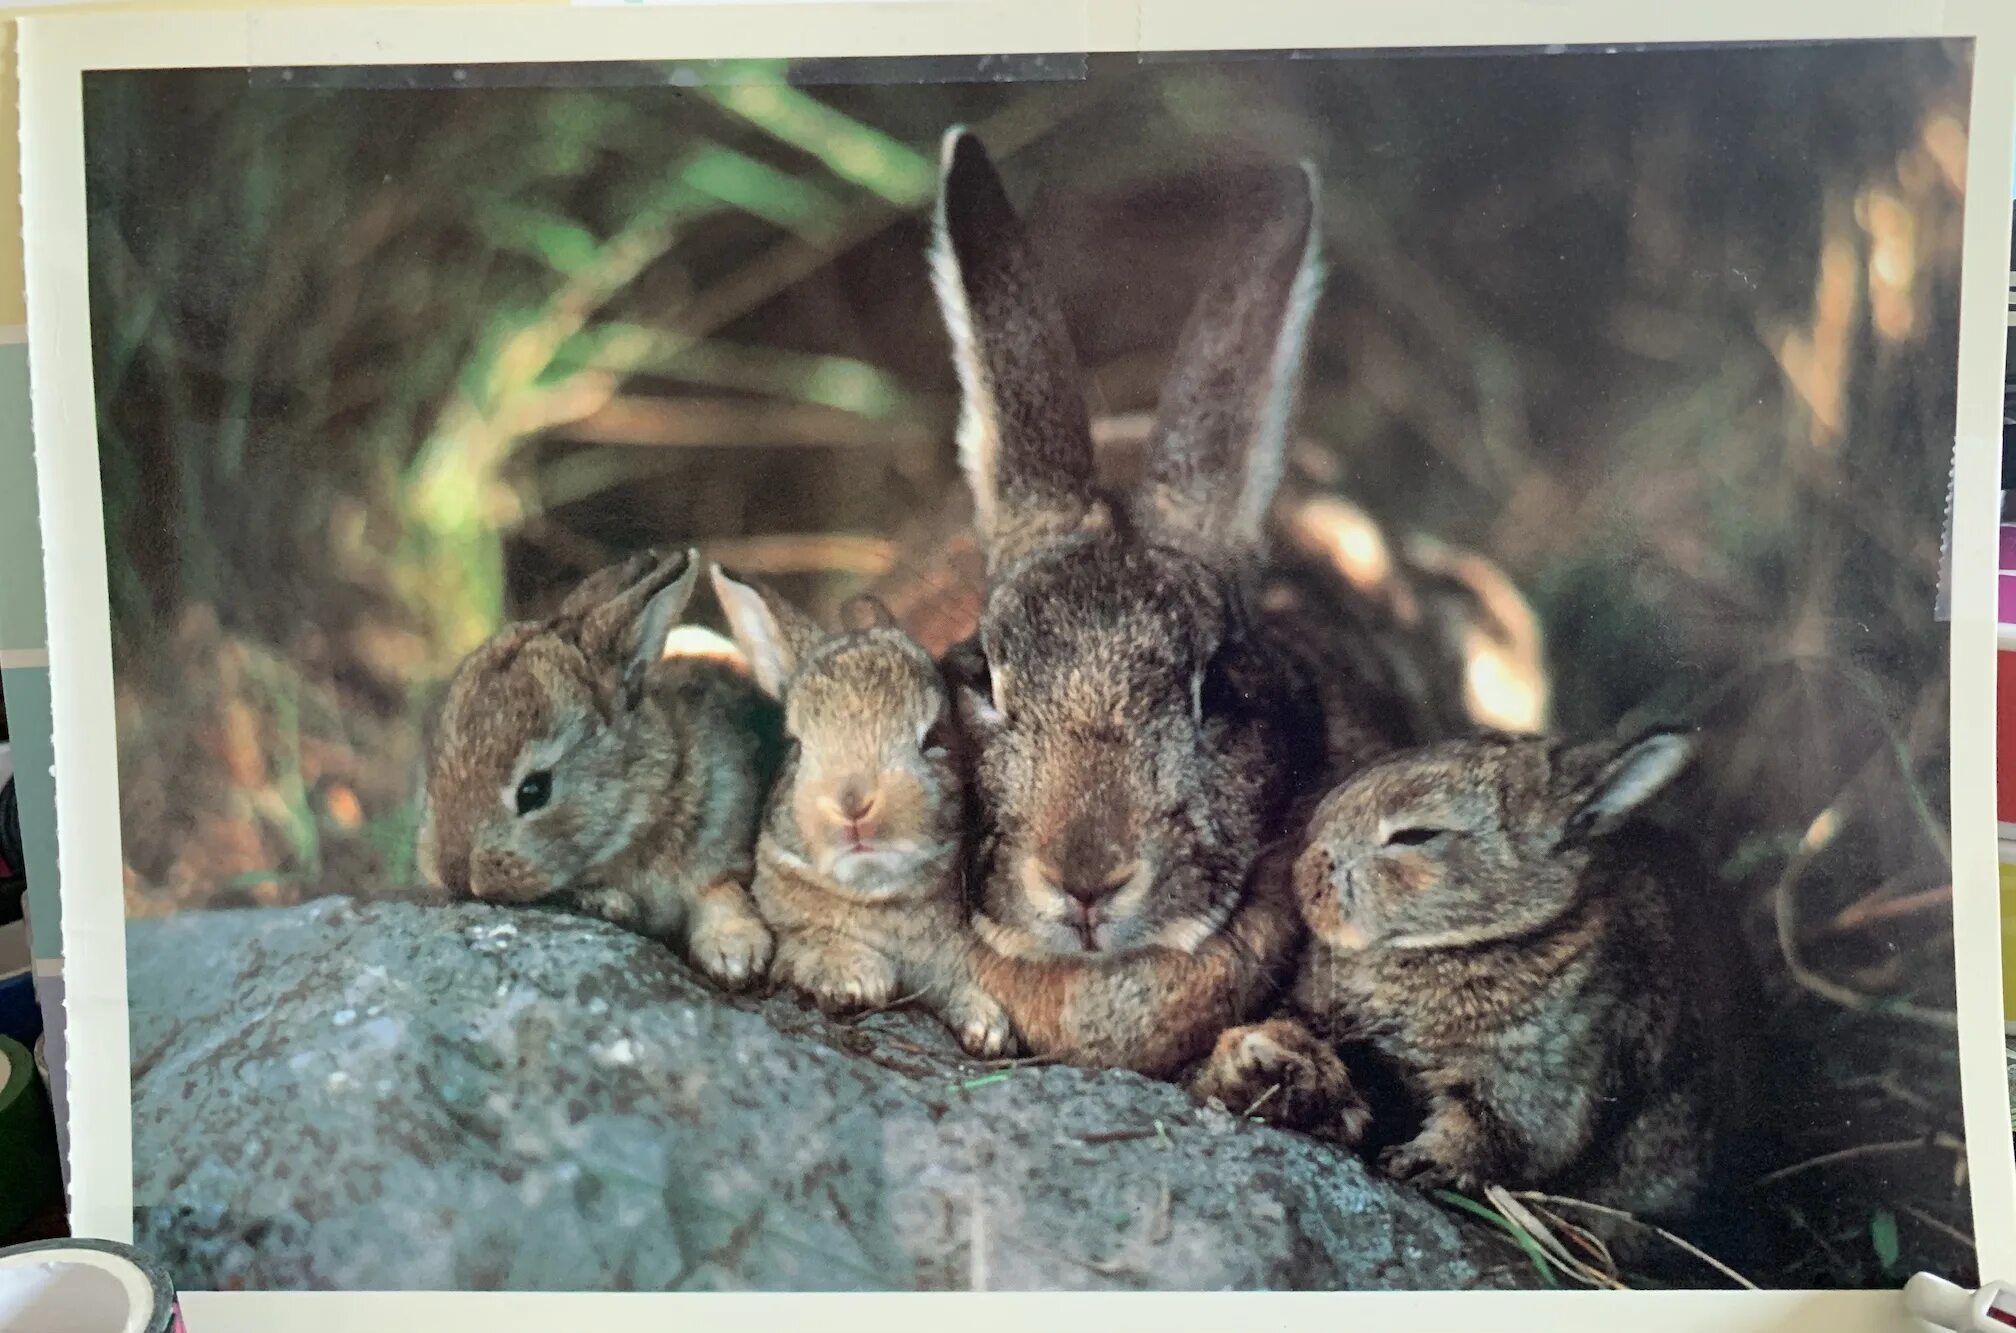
929,130 -> 1416,1073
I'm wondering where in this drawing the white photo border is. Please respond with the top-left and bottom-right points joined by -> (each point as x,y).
20,2 -> 2016,1328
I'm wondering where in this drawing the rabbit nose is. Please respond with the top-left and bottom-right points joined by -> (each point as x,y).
831,786 -> 879,826
1046,860 -> 1140,908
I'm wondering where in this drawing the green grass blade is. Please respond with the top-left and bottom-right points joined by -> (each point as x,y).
701,79 -> 934,204
1434,1189 -> 1561,1289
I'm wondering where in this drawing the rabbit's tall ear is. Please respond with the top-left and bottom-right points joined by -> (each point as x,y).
931,128 -> 1095,568
1558,728 -> 1694,847
1141,163 -> 1323,554
570,549 -> 700,710
710,565 -> 826,699
555,553 -> 649,617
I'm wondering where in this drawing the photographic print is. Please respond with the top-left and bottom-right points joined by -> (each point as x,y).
26,9 -> 2012,1309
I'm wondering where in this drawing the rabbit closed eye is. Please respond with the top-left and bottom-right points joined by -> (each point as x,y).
1294,729 -> 1696,952
1242,725 -> 1750,1225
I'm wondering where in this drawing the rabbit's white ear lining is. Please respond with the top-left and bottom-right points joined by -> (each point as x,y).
1561,730 -> 1694,846
661,625 -> 746,670
929,125 -> 1096,569
709,565 -> 821,701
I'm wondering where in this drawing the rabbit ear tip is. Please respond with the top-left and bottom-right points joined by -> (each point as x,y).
939,126 -> 969,172
941,128 -> 998,186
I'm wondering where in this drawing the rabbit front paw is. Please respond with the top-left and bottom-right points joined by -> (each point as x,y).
774,935 -> 899,1015
1192,1019 -> 1371,1145
941,986 -> 1017,1060
574,887 -> 642,930
688,882 -> 775,990
1377,1104 -> 1488,1193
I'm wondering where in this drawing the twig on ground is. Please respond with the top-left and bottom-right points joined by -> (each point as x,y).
1780,1203 -> 1857,1286
1509,1191 -> 1759,1290
1075,1128 -> 1160,1145
972,1054 -> 1060,1070
1900,1203 -> 1974,1251
1771,807 -> 1957,1031
1486,1187 -> 1626,1289
1242,1082 -> 1284,1119
1822,884 -> 1952,935
841,989 -> 929,1023
1753,1132 -> 1966,1187
1524,1199 -> 1618,1274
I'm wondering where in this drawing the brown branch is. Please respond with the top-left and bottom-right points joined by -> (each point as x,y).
1901,1203 -> 1974,1251
1074,1128 -> 1161,1146
1753,1132 -> 1966,1188
554,395 -> 936,451
1822,884 -> 1952,936
1509,1191 -> 1759,1290
699,534 -> 898,577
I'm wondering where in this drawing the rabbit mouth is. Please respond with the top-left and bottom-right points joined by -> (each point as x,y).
1020,907 -> 1149,957
823,840 -> 949,892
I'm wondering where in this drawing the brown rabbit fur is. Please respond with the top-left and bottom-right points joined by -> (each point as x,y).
1194,728 -> 1756,1224
711,567 -> 1014,1057
416,549 -> 777,989
867,417 -> 1553,753
971,841 -> 1304,1077
926,129 -> 1414,1074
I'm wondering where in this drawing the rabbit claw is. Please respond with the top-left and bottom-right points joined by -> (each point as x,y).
1377,1141 -> 1469,1192
574,888 -> 641,930
688,898 -> 774,991
944,987 -> 1017,1059
1193,1019 -> 1370,1145
775,936 -> 899,1014
1377,1107 -> 1485,1193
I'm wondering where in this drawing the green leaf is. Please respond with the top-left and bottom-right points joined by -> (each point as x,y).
481,203 -> 603,275
1434,1189 -> 1560,1289
1870,1209 -> 1900,1271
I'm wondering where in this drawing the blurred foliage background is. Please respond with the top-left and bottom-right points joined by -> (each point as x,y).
83,42 -> 1972,1289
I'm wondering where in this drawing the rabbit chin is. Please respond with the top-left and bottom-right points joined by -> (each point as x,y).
980,908 -> 1168,959
816,840 -> 948,896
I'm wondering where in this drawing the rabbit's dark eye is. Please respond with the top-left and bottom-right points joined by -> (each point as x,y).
920,717 -> 954,757
515,771 -> 553,816
1384,826 -> 1446,848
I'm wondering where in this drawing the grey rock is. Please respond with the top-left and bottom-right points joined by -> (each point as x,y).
128,898 -> 1529,1291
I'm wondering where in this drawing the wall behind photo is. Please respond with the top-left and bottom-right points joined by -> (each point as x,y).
0,0 -> 555,1183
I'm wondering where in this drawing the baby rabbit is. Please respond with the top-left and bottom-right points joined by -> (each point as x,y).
1195,728 -> 1753,1223
416,549 -> 777,989
711,566 -> 1014,1058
